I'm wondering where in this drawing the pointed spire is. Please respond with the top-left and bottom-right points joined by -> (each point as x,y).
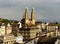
31,8 -> 35,20
31,8 -> 35,25
24,7 -> 29,19
25,7 -> 28,13
32,8 -> 35,13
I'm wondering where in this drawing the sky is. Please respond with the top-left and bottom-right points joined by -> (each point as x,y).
0,0 -> 60,22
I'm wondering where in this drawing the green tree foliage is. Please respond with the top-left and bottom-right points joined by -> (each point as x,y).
0,18 -> 14,24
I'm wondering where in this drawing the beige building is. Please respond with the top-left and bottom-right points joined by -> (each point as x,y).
0,34 -> 16,44
0,23 -> 5,36
0,23 -> 12,36
21,8 -> 35,28
0,23 -> 16,44
47,23 -> 58,32
36,22 -> 46,32
19,26 -> 39,41
46,23 -> 58,37
20,8 -> 40,42
6,23 -> 12,35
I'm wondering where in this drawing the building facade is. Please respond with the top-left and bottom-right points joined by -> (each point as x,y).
46,23 -> 58,37
20,8 -> 40,42
0,34 -> 16,44
0,23 -> 12,36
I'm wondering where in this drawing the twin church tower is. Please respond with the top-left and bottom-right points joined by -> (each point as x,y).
21,8 -> 36,27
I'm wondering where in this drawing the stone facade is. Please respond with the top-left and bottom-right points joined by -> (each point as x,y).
20,8 -> 40,42
21,8 -> 35,28
19,26 -> 39,41
0,34 -> 16,44
0,23 -> 12,36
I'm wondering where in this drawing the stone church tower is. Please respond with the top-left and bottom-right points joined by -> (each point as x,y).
31,8 -> 35,25
21,8 -> 36,27
24,8 -> 30,27
22,7 -> 30,27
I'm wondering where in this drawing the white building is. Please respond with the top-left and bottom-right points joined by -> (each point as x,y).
0,23 -> 12,36
16,35 -> 25,44
0,23 -> 5,36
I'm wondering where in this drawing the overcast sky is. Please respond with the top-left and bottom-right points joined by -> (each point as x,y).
0,0 -> 60,21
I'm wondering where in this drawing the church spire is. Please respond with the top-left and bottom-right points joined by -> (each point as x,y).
25,7 -> 28,13
31,8 -> 35,20
24,7 -> 29,19
23,7 -> 29,19
32,8 -> 35,13
31,8 -> 35,25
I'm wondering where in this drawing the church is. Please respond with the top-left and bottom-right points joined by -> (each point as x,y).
19,8 -> 40,41
21,7 -> 35,28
